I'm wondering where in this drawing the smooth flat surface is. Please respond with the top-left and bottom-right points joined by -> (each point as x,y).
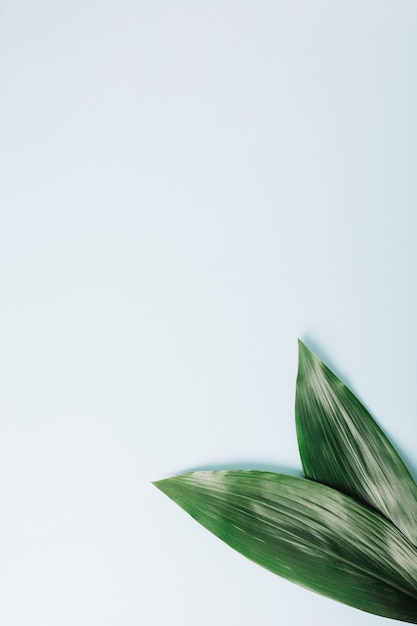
1,2 -> 417,624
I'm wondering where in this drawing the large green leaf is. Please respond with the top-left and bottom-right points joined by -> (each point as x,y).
154,470 -> 417,623
295,340 -> 417,546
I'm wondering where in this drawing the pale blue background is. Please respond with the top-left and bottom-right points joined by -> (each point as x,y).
1,2 -> 417,625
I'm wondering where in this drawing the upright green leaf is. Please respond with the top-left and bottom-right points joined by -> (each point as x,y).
295,340 -> 417,545
154,470 -> 417,623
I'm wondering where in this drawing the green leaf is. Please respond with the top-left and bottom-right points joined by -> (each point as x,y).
295,340 -> 417,546
154,470 -> 417,623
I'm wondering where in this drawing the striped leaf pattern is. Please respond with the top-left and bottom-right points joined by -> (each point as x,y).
295,340 -> 417,546
155,342 -> 417,622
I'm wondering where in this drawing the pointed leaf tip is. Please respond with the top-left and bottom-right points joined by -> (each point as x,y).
297,338 -> 308,357
153,478 -> 175,497
297,340 -> 319,375
297,338 -> 307,351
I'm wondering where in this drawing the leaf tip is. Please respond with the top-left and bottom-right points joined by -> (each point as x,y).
152,475 -> 185,504
152,478 -> 168,491
297,339 -> 318,378
297,338 -> 313,357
